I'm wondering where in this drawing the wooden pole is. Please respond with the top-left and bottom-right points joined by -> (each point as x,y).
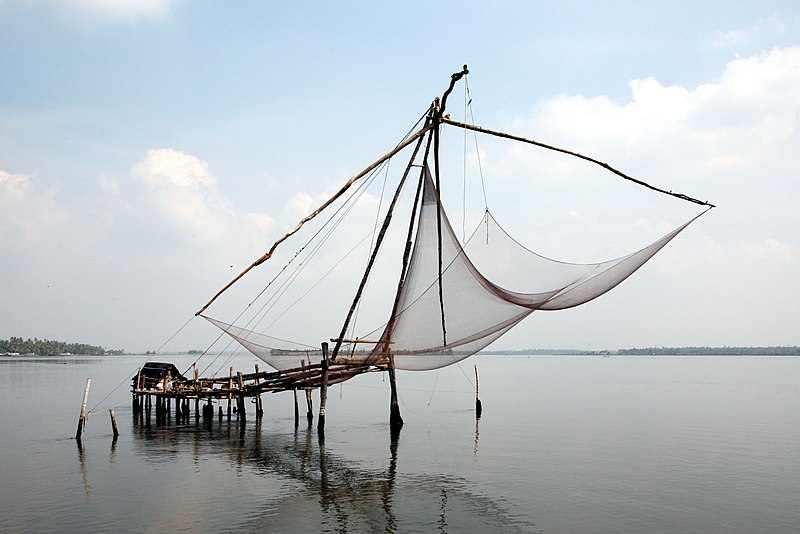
75,378 -> 91,440
388,358 -> 403,430
109,408 -> 119,439
293,389 -> 299,428
305,390 -> 313,425
237,372 -> 246,421
474,364 -> 482,418
318,343 -> 329,433
228,366 -> 233,419
254,364 -> 263,418
302,359 -> 313,425
133,368 -> 140,412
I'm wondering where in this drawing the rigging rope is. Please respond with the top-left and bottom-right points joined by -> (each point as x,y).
441,117 -> 714,208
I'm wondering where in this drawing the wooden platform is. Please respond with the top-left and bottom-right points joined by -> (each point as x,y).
130,358 -> 387,423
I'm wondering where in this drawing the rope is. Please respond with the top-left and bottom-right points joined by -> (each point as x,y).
442,117 -> 714,208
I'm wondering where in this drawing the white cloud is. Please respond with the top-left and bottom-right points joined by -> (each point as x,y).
712,17 -> 787,48
0,0 -> 178,22
132,148 -> 272,252
133,148 -> 227,243
738,238 -> 793,262
70,0 -> 175,20
487,45 -> 800,283
0,169 -> 71,242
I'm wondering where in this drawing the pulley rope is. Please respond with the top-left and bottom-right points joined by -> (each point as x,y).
200,112 -> 431,377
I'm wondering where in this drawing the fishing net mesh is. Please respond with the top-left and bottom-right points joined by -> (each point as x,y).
208,167 -> 699,372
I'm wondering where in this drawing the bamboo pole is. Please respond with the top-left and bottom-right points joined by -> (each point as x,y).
388,358 -> 403,430
109,408 -> 119,439
237,372 -> 245,421
441,117 -> 714,208
306,390 -> 313,425
474,365 -> 482,418
254,364 -> 263,418
228,366 -> 233,419
75,378 -> 91,440
293,389 -> 299,428
318,343 -> 329,433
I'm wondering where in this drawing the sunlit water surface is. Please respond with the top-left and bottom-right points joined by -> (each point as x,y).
1,354 -> 798,533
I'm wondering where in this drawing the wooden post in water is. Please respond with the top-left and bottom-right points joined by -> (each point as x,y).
228,366 -> 233,419
237,372 -> 246,421
388,356 -> 403,430
109,408 -> 119,439
474,364 -> 482,418
293,389 -> 299,428
194,366 -> 200,420
305,390 -> 313,425
254,364 -> 263,418
133,368 -> 140,412
302,359 -> 313,425
75,378 -> 91,441
318,342 -> 330,433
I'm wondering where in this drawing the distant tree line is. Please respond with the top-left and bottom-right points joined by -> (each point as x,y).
0,337 -> 114,356
617,346 -> 800,356
481,346 -> 800,356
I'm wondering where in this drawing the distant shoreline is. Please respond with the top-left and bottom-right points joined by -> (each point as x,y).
480,346 -> 800,356
3,346 -> 798,357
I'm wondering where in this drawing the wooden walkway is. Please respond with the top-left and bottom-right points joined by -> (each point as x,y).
130,357 -> 387,425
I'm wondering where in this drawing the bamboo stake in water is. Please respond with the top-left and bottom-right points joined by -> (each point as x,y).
109,408 -> 119,439
474,365 -> 482,418
75,378 -> 91,440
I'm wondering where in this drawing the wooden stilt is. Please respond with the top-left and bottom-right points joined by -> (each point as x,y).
293,389 -> 299,428
388,357 -> 403,430
75,378 -> 91,440
318,343 -> 329,433
305,389 -> 313,425
109,408 -> 119,439
237,372 -> 246,421
133,368 -> 141,412
474,364 -> 482,418
254,364 -> 263,418
228,366 -> 233,419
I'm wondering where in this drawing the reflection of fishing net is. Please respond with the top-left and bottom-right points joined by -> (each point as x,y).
209,167 -> 701,373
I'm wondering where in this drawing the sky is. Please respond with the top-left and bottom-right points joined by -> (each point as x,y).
1,1 -> 799,353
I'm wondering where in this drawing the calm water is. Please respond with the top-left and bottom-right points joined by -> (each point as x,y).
0,354 -> 798,533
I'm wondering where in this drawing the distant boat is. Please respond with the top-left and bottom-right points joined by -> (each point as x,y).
192,66 -> 712,428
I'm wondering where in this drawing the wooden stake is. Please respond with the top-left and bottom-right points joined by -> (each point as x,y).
293,389 -> 299,428
75,378 -> 91,440
474,364 -> 482,418
318,343 -> 329,433
228,366 -> 233,419
237,372 -> 246,421
305,390 -> 313,425
109,408 -> 119,439
254,364 -> 263,418
388,356 -> 403,430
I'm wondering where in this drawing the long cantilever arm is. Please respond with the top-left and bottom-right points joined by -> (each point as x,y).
441,117 -> 714,208
195,122 -> 436,316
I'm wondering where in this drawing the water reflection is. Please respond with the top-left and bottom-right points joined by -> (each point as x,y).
126,412 -> 533,533
76,440 -> 93,500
